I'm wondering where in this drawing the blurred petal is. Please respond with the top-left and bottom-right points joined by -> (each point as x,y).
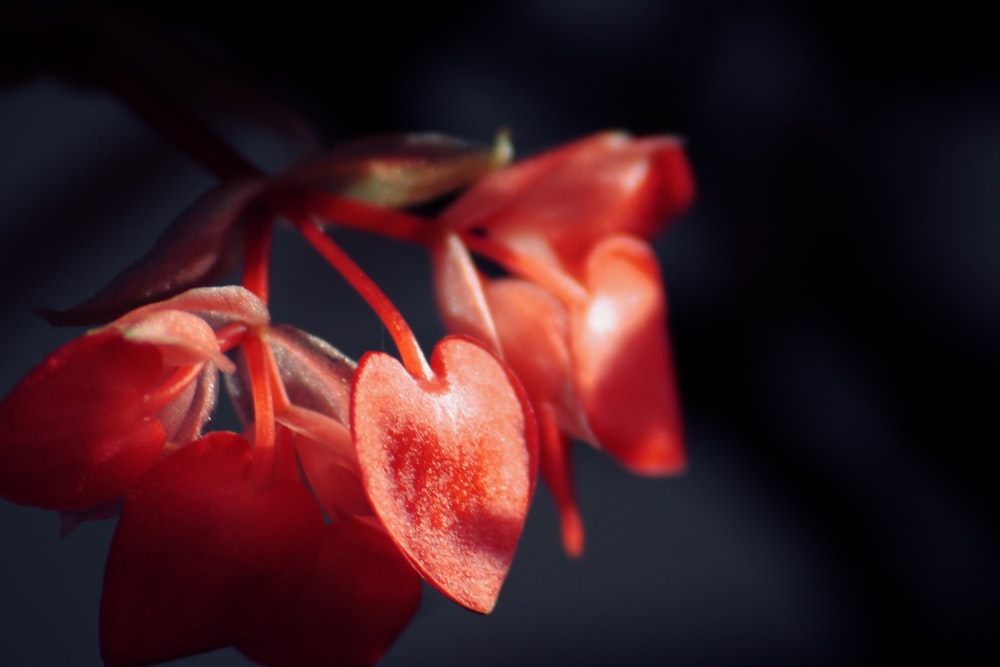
100,432 -> 324,667
237,518 -> 422,667
536,404 -> 585,558
444,132 -> 693,271
0,330 -> 166,510
570,235 -> 685,475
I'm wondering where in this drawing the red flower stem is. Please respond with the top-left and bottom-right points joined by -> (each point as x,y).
242,332 -> 277,488
537,403 -> 584,558
460,234 -> 591,308
242,205 -> 274,305
291,214 -> 434,382
288,188 -> 435,244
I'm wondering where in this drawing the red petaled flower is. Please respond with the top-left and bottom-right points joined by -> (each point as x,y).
1,123 -> 692,666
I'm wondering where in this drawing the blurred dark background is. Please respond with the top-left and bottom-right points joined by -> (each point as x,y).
1,1 -> 997,665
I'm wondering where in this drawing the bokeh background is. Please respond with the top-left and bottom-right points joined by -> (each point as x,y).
2,1 -> 997,665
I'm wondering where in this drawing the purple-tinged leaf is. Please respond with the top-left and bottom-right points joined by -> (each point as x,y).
39,179 -> 267,326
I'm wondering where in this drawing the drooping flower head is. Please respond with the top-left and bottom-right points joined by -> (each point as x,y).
0,124 -> 692,666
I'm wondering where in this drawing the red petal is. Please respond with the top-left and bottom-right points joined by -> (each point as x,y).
431,233 -> 502,351
444,132 -> 693,272
485,277 -> 591,441
100,432 -> 324,667
352,337 -> 536,613
570,236 -> 685,475
237,518 -> 422,667
0,330 -> 167,510
281,412 -> 372,520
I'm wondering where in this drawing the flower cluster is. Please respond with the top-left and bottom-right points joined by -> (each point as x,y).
0,130 -> 692,666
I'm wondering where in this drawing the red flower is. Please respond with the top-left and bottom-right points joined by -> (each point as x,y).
0,286 -> 265,511
1,127 -> 691,665
431,132 -> 693,555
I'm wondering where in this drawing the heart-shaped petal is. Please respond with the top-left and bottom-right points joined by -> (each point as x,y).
100,432 -> 324,667
352,336 -> 536,613
237,518 -> 422,667
570,235 -> 685,475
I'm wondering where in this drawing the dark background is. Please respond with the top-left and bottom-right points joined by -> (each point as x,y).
1,1 -> 997,665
